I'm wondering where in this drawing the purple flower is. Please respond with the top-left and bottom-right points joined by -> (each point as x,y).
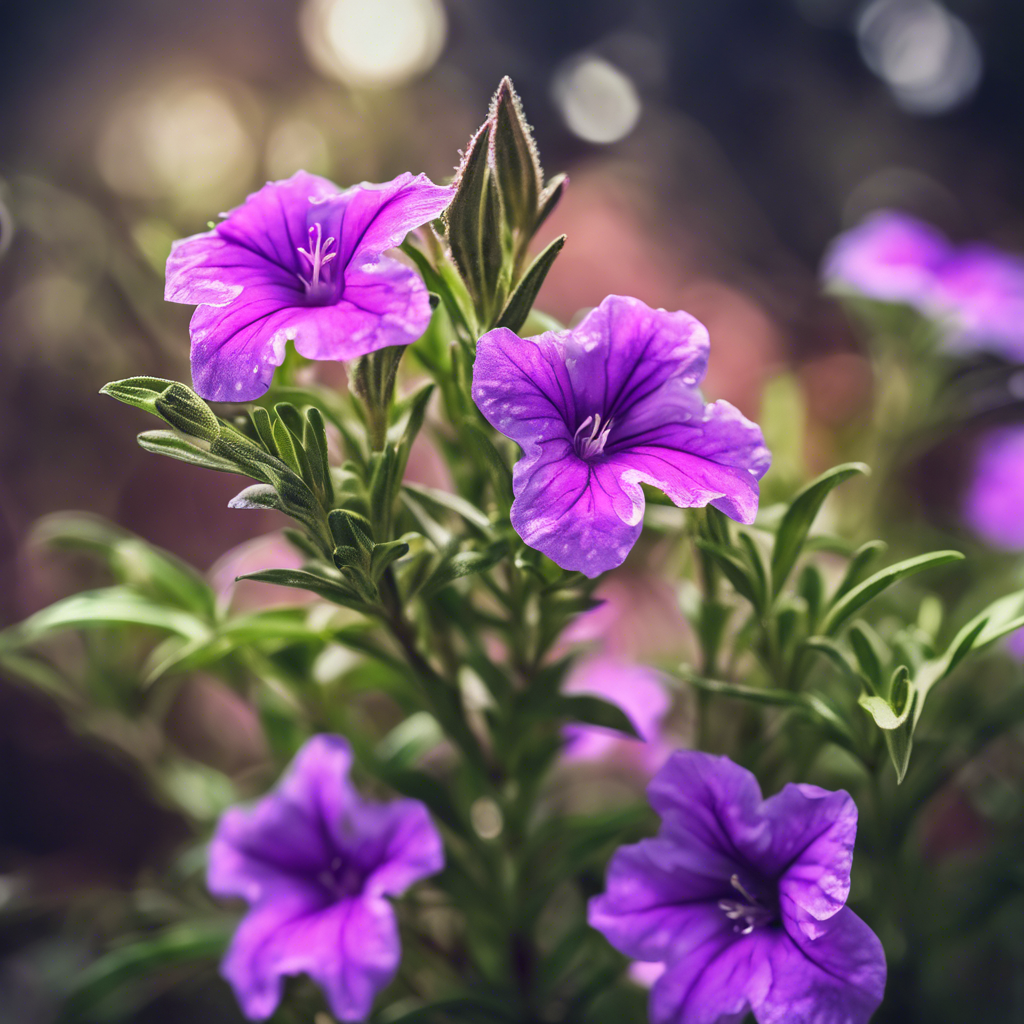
562,656 -> 672,774
471,295 -> 771,577
822,210 -> 952,307
166,171 -> 452,401
933,245 -> 1024,361
588,751 -> 886,1024
207,735 -> 444,1021
962,425 -> 1024,550
822,210 -> 1024,361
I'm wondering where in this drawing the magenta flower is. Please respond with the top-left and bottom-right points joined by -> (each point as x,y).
962,425 -> 1024,550
823,210 -> 1024,361
471,295 -> 771,577
933,245 -> 1024,360
166,171 -> 452,401
589,751 -> 886,1024
822,209 -> 951,307
562,656 -> 672,774
207,735 -> 444,1021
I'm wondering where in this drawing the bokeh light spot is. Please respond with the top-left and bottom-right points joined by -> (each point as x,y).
552,56 -> 641,145
300,0 -> 447,89
857,0 -> 982,115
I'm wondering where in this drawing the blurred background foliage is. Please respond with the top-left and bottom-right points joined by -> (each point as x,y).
1,0 -> 1024,1020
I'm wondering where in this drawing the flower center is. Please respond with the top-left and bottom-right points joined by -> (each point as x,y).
317,856 -> 365,900
573,413 -> 614,459
718,874 -> 777,935
297,222 -> 338,301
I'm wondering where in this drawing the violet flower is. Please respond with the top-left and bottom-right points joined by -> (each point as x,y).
166,171 -> 452,401
471,295 -> 771,577
962,425 -> 1024,550
933,245 -> 1024,361
562,656 -> 672,774
822,210 -> 1024,361
821,209 -> 952,307
589,751 -> 886,1024
207,735 -> 444,1021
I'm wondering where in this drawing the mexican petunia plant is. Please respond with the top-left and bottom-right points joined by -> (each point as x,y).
5,77 -> 1024,1024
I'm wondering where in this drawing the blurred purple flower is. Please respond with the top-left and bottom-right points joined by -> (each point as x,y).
933,245 -> 1024,361
823,210 -> 1024,361
471,295 -> 771,577
822,209 -> 952,307
588,751 -> 886,1024
562,657 -> 672,774
208,735 -> 444,1021
166,171 -> 451,401
962,425 -> 1024,550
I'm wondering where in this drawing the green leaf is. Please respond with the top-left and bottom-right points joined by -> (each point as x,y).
494,234 -> 566,333
833,540 -> 887,603
848,621 -> 888,694
61,922 -> 231,1017
684,673 -> 808,708
803,635 -> 860,680
329,508 -> 376,552
556,694 -> 641,740
32,513 -> 215,617
491,76 -> 542,236
236,569 -> 369,611
403,483 -> 493,536
369,540 -> 411,582
1,588 -> 210,650
99,376 -> 178,416
459,421 -> 514,514
821,550 -> 964,635
694,539 -> 762,611
420,543 -> 508,596
858,666 -> 916,782
771,463 -> 869,595
444,122 -> 491,302
137,430 -> 243,474
534,173 -> 567,235
153,382 -> 220,441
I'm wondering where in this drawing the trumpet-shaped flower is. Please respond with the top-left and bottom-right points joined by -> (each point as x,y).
207,735 -> 444,1020
166,171 -> 451,401
823,210 -> 1024,361
471,295 -> 770,577
589,751 -> 886,1024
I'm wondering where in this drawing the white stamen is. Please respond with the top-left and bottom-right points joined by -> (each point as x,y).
573,412 -> 613,458
297,222 -> 338,290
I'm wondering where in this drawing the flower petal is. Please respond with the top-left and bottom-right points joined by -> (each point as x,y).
345,796 -> 445,898
187,258 -> 432,401
588,838 -> 737,963
648,926 -> 768,1024
647,751 -> 768,874
317,172 -> 453,268
207,736 -> 355,900
821,210 -> 951,306
608,397 -> 770,525
221,893 -> 400,1022
761,783 -> 858,937
756,908 -> 887,1024
166,171 -> 341,307
509,450 -> 644,577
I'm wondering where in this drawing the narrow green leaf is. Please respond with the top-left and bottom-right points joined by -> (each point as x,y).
1,588 -> 210,649
771,463 -> 869,594
99,376 -> 178,416
237,569 -> 368,611
494,234 -> 566,333
369,540 -> 411,582
694,539 -> 762,611
61,922 -> 231,1017
848,621 -> 888,694
444,122 -> 491,301
460,421 -> 514,513
154,382 -> 220,441
421,543 -> 508,596
833,539 -> 887,603
822,550 -> 964,635
534,172 -> 567,235
137,430 -> 243,474
404,483 -> 493,536
557,694 -> 641,740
